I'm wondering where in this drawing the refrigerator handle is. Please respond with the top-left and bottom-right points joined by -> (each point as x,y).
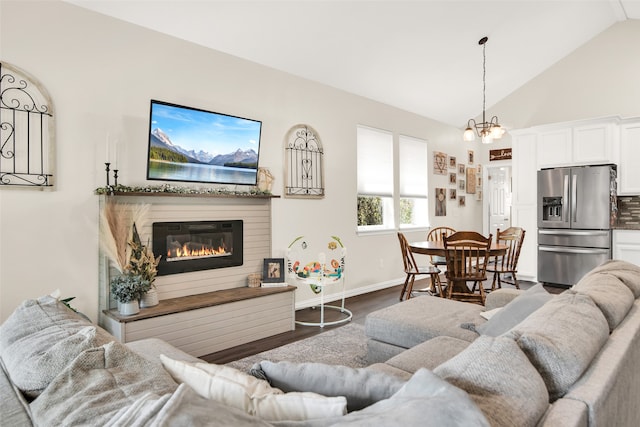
572,173 -> 577,223
563,174 -> 569,223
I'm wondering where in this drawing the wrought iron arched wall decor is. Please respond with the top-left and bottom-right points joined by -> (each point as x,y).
284,124 -> 324,198
0,62 -> 55,187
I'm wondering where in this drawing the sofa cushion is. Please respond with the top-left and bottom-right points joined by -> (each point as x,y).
0,358 -> 32,426
161,356 -> 347,421
0,295 -> 90,351
385,336 -> 470,373
506,290 -> 609,401
29,340 -> 178,426
434,335 -> 549,427
474,283 -> 553,337
0,295 -> 114,399
573,271 -> 634,331
584,260 -> 640,298
251,360 -> 405,412
2,325 -> 99,399
365,296 -> 484,349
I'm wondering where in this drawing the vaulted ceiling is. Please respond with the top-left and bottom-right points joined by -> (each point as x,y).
66,1 -> 639,129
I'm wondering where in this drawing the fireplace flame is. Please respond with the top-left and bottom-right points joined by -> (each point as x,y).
167,242 -> 230,261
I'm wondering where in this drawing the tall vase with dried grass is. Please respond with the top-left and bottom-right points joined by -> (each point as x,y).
100,202 -> 161,309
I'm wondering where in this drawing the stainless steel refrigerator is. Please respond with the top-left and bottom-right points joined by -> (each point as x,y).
537,164 -> 617,287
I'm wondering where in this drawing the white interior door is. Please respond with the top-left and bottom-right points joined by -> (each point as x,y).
487,166 -> 512,237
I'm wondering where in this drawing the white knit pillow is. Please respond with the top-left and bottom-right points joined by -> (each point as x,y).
160,355 -> 346,421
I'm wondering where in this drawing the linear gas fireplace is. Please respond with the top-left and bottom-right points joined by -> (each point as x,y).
152,220 -> 243,276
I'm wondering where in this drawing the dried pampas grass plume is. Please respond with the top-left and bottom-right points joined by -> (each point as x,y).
99,201 -> 151,272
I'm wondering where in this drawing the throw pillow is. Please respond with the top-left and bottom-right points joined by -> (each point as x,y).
251,360 -> 406,411
2,326 -> 98,399
334,368 -> 490,426
434,335 -> 549,427
506,290 -> 609,401
160,355 -> 347,421
474,283 -> 553,337
573,271 -> 634,331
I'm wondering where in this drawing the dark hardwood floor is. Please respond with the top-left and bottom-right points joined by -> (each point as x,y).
201,278 -> 565,364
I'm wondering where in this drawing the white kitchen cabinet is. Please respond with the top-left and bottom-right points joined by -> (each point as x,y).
535,118 -> 619,169
537,128 -> 572,168
618,119 -> 640,195
511,204 -> 538,281
512,133 -> 537,205
573,122 -> 617,165
613,230 -> 640,265
510,132 -> 538,280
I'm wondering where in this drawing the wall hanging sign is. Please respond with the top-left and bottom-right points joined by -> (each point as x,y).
284,124 -> 324,198
0,62 -> 55,188
466,167 -> 477,194
489,148 -> 512,161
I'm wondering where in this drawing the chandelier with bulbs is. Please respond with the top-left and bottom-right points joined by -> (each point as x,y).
463,36 -> 505,144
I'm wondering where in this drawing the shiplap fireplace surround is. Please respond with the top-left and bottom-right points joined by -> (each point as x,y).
97,194 -> 296,357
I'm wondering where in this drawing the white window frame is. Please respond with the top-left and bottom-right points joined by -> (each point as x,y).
356,126 -> 429,234
357,126 -> 394,233
398,135 -> 429,230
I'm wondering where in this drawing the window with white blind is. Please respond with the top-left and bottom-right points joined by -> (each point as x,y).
399,135 -> 429,228
357,126 -> 429,232
357,126 -> 394,231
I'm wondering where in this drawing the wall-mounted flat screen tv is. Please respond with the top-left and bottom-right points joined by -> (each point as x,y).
147,100 -> 262,186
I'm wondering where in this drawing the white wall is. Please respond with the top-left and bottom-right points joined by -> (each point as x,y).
0,0 -> 484,322
492,19 -> 640,130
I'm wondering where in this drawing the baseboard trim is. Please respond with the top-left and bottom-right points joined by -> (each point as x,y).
294,278 -> 403,310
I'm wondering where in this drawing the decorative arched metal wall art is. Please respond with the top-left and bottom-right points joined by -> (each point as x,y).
0,62 -> 55,188
284,124 -> 324,198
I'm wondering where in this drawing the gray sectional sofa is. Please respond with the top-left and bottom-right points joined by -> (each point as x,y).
1,260 -> 639,426
365,259 -> 640,426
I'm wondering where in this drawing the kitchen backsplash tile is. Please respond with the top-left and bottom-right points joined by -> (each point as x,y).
617,196 -> 640,229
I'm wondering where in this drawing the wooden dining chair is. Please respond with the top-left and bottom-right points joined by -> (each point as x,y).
486,227 -> 526,290
443,231 -> 492,305
397,232 -> 443,301
426,226 -> 456,267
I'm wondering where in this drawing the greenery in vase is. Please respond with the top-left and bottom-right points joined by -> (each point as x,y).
110,274 -> 149,303
126,223 -> 161,289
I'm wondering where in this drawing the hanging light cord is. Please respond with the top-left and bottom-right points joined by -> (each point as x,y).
480,37 -> 487,123
480,36 -> 488,126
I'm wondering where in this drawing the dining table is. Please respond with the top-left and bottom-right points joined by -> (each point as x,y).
409,240 -> 508,299
409,240 -> 508,257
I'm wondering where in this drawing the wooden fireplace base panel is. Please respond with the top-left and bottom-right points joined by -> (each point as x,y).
100,286 -> 296,357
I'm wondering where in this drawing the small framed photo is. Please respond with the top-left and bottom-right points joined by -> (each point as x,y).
449,172 -> 457,185
459,196 -> 466,207
449,156 -> 457,169
458,164 -> 465,175
449,188 -> 457,200
263,258 -> 285,283
468,150 -> 475,165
